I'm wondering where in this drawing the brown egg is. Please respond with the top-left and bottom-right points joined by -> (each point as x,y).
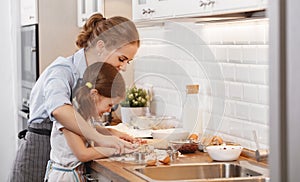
146,159 -> 157,167
210,136 -> 223,145
159,156 -> 170,165
189,133 -> 198,141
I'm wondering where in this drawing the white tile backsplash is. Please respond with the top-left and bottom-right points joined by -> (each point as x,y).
235,64 -> 250,82
214,45 -> 228,62
235,102 -> 250,120
221,63 -> 235,81
242,45 -> 257,64
258,85 -> 269,105
249,65 -> 268,84
228,46 -> 242,63
256,45 -> 269,64
249,104 -> 269,124
224,100 -> 235,117
134,18 -> 269,150
229,82 -> 243,100
243,84 -> 259,103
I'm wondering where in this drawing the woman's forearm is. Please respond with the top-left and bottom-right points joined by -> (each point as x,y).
95,125 -> 112,135
62,128 -> 116,162
52,105 -> 103,141
52,104 -> 133,151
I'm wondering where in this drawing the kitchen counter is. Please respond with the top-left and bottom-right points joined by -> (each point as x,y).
88,150 -> 269,182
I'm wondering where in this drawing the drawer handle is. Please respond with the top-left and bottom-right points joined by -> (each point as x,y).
84,174 -> 99,181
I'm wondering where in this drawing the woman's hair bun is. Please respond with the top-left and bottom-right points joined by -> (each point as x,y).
76,13 -> 106,48
76,13 -> 139,50
84,13 -> 106,30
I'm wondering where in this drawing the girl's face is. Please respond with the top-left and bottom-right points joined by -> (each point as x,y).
94,94 -> 122,116
103,43 -> 139,71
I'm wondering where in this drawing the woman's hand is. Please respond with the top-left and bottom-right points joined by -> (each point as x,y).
95,135 -> 134,154
109,128 -> 146,145
108,128 -> 136,142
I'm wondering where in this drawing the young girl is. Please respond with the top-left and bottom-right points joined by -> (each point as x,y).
10,13 -> 140,182
45,62 -> 134,181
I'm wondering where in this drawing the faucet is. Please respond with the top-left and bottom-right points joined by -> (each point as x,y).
102,104 -> 119,126
253,130 -> 269,162
255,148 -> 269,162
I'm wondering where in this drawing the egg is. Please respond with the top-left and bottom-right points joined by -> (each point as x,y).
188,133 -> 198,141
159,156 -> 170,165
146,159 -> 157,167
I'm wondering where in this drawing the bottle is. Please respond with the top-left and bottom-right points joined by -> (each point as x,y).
181,85 -> 202,134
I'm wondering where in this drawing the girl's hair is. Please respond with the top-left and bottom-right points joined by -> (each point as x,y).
74,62 -> 125,120
76,13 -> 140,51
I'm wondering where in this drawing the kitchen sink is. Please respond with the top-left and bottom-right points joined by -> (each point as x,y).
125,162 -> 269,182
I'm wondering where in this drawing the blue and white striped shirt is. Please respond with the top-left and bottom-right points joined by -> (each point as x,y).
28,48 -> 87,124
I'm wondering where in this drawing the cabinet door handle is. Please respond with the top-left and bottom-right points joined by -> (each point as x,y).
31,47 -> 36,52
18,110 -> 29,119
84,174 -> 99,181
148,8 -> 155,14
199,0 -> 207,7
142,9 -> 148,14
207,0 -> 215,6
82,17 -> 87,22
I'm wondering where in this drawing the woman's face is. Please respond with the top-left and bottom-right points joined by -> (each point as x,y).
94,95 -> 122,116
103,43 -> 139,71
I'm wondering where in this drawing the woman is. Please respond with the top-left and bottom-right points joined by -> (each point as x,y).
10,13 -> 140,182
45,62 -> 135,182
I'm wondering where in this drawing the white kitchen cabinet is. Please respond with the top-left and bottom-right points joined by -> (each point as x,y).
172,0 -> 211,17
174,0 -> 267,18
20,0 -> 38,26
174,0 -> 266,18
77,0 -> 104,27
211,0 -> 266,15
132,0 -> 174,21
133,0 -> 267,21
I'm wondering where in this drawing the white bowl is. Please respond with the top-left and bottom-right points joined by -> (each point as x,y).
206,145 -> 243,161
131,115 -> 181,130
151,128 -> 189,141
131,116 -> 161,129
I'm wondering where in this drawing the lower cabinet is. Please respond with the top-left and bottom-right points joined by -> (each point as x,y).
85,170 -> 112,182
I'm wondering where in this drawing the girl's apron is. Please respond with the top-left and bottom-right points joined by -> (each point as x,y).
44,160 -> 86,182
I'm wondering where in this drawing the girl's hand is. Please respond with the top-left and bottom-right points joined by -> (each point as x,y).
93,146 -> 139,157
124,147 -> 139,154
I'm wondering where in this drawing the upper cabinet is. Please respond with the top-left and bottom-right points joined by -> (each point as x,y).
77,0 -> 104,27
132,0 -> 174,21
132,0 -> 267,21
20,0 -> 38,26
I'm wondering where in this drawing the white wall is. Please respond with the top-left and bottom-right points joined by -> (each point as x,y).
134,18 -> 269,150
0,0 -> 19,180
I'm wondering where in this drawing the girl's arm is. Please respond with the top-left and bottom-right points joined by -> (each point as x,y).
62,128 -> 117,162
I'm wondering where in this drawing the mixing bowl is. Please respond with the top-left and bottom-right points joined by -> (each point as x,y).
206,144 -> 243,161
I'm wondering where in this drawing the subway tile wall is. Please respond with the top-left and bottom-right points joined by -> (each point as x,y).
133,19 -> 269,150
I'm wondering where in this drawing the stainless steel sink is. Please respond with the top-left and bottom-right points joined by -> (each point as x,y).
125,162 -> 269,182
